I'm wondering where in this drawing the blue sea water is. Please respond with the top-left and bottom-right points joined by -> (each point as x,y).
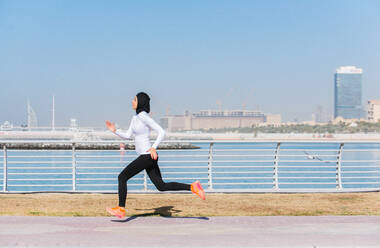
1,142 -> 380,192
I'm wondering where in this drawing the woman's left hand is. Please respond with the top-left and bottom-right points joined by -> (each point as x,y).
147,147 -> 158,160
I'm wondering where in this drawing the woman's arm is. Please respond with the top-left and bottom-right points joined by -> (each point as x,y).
106,119 -> 133,139
138,112 -> 165,149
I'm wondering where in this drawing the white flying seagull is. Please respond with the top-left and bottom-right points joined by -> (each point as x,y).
304,151 -> 324,162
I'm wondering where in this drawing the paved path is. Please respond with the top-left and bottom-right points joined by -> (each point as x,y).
0,216 -> 379,247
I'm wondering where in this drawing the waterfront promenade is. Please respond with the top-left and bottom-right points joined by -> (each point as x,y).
0,216 -> 379,247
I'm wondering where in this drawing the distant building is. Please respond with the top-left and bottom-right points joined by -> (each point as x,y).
334,66 -> 363,119
0,121 -> 13,131
368,100 -> 380,122
69,118 -> 79,131
314,105 -> 330,123
265,114 -> 282,126
160,110 -> 281,132
27,100 -> 38,129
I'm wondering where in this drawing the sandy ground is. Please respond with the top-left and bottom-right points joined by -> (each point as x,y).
1,192 -> 380,217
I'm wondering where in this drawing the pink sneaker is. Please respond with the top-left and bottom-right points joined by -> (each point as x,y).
106,206 -> 126,218
191,181 -> 206,200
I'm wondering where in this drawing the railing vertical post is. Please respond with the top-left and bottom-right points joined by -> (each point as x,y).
336,143 -> 344,190
273,142 -> 281,190
3,145 -> 7,192
143,171 -> 148,192
72,143 -> 76,192
207,142 -> 214,190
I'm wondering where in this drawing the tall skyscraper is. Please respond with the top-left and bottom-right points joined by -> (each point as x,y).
334,66 -> 363,119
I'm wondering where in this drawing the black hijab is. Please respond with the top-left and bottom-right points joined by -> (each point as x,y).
136,92 -> 150,114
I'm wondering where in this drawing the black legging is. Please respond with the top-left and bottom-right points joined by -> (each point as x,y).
118,154 -> 191,207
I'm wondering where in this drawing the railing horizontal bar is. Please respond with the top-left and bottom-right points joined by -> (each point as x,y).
77,173 -> 119,175
157,155 -> 209,158
213,149 -> 274,152
280,149 -> 340,152
8,155 -> 72,158
76,155 -> 135,158
280,177 -> 336,179
77,167 -> 124,169
155,161 -> 207,163
8,167 -> 72,169
6,150 -> 72,152
77,178 -> 139,181
8,161 -> 71,164
343,150 -> 380,152
279,154 -> 338,157
76,171 -> 208,175
342,161 -> 380,163
10,184 -> 72,187
279,166 -> 335,168
76,160 -> 207,164
209,160 -> 339,163
76,161 -> 131,164
279,171 -> 335,174
213,171 -> 272,174
155,150 -> 209,152
213,154 -> 275,157
164,178 -> 208,180
8,173 -> 73,175
213,182 -> 273,185
279,160 -> 337,163
77,154 -> 208,158
343,165 -> 380,168
342,171 -> 380,173
213,166 -> 273,168
76,184 -> 142,186
76,150 -> 135,153
158,166 -> 206,169
343,176 -> 380,179
156,172 -> 208,174
213,160 -> 275,163
76,166 -> 207,169
342,182 -> 380,184
213,177 -> 273,179
8,179 -> 72,181
279,182 -> 336,185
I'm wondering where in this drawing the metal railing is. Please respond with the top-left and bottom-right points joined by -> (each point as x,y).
1,140 -> 380,193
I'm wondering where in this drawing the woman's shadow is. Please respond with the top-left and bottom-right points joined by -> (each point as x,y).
111,206 -> 209,223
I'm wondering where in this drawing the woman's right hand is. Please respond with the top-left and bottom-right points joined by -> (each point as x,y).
106,120 -> 116,133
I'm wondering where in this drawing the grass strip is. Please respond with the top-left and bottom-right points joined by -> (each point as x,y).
1,192 -> 379,217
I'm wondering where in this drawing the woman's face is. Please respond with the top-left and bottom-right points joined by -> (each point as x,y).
132,96 -> 138,110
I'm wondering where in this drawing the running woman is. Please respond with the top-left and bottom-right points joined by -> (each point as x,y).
106,92 -> 205,218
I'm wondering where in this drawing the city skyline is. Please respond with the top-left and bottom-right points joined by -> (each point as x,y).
1,1 -> 380,127
1,78 -> 374,130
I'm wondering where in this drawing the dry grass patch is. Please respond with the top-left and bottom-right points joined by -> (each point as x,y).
0,192 -> 379,217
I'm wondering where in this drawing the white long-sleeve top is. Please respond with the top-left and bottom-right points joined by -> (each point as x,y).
114,111 -> 165,155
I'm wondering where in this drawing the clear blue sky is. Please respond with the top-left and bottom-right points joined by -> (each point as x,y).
1,0 -> 380,127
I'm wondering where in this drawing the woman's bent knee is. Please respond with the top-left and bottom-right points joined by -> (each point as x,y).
156,183 -> 166,191
118,173 -> 126,181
